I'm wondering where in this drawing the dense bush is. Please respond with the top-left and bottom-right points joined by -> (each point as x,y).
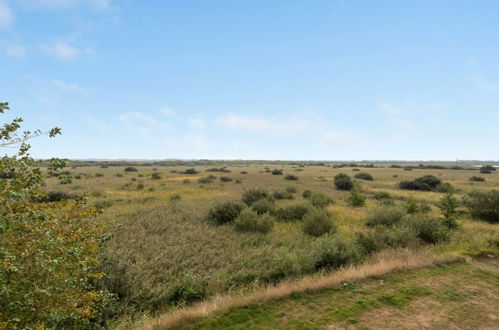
334,173 -> 354,191
302,208 -> 336,236
151,172 -> 161,180
399,175 -> 442,191
273,189 -> 294,200
313,235 -> 361,269
206,200 -> 245,225
371,191 -> 391,201
274,201 -> 311,221
347,187 -> 365,207
463,190 -> 499,223
366,206 -> 406,227
206,167 -> 230,173
469,176 -> 485,182
39,190 -> 76,202
124,166 -> 138,172
198,176 -> 215,184
285,174 -> 299,181
304,190 -> 334,208
355,230 -> 386,254
234,208 -> 274,233
242,188 -> 272,206
271,169 -> 283,175
182,168 -> 199,174
251,198 -> 275,215
405,215 -> 449,244
168,274 -> 207,306
383,224 -> 418,247
285,186 -> 297,193
354,172 -> 373,181
219,176 -> 232,182
480,165 -> 496,174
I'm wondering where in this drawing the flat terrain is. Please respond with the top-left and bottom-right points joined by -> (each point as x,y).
42,162 -> 499,327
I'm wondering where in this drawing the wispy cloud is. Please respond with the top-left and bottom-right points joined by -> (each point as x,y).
40,41 -> 93,61
85,116 -> 112,134
4,44 -> 27,58
217,113 -> 308,135
188,117 -> 205,129
473,75 -> 499,92
0,1 -> 13,29
51,79 -> 86,94
160,106 -> 180,118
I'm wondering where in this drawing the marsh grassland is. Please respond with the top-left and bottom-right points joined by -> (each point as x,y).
44,162 -> 499,329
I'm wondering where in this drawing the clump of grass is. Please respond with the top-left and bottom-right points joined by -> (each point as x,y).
347,187 -> 365,207
234,208 -> 274,233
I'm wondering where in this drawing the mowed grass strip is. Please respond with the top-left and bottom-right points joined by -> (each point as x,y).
167,257 -> 498,330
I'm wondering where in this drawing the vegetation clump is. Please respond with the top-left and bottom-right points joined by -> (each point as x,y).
463,190 -> 499,223
272,189 -> 294,200
399,175 -> 442,191
303,190 -> 334,208
274,201 -> 311,221
219,176 -> 232,182
271,169 -> 283,175
479,165 -> 496,174
234,208 -> 274,233
182,168 -> 199,174
366,206 -> 406,227
151,172 -> 161,180
347,187 -> 365,207
354,172 -> 373,181
124,166 -> 138,172
334,173 -> 354,191
469,176 -> 485,182
302,208 -> 336,236
242,188 -> 272,206
206,200 -> 245,225
313,235 -> 361,270
251,198 -> 275,215
285,174 -> 299,181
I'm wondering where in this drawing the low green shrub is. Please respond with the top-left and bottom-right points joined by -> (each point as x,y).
234,208 -> 274,233
469,176 -> 485,182
285,174 -> 299,181
285,186 -> 297,193
302,208 -> 336,236
151,172 -> 161,180
313,235 -> 361,270
347,187 -> 365,207
271,169 -> 283,175
304,191 -> 334,208
219,176 -> 232,182
399,175 -> 442,191
334,173 -> 354,191
274,201 -> 312,221
242,188 -> 272,206
182,168 -> 199,174
404,215 -> 449,244
206,200 -> 245,225
168,274 -> 207,306
273,189 -> 294,200
463,190 -> 499,223
354,172 -> 373,181
251,198 -> 275,215
198,176 -> 215,184
383,224 -> 418,247
354,230 -> 386,254
39,191 -> 76,202
124,166 -> 138,172
365,206 -> 406,227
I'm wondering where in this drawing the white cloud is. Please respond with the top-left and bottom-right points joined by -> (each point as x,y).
41,41 -> 93,61
0,2 -> 13,29
5,44 -> 27,58
51,79 -> 85,94
473,75 -> 499,92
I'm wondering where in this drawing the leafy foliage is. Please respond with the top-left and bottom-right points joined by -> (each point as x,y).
234,208 -> 274,233
334,173 -> 354,191
206,200 -> 245,225
463,190 -> 499,223
354,172 -> 373,181
0,102 -> 110,328
302,208 -> 335,236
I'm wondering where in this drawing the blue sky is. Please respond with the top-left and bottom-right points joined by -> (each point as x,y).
1,0 -> 499,160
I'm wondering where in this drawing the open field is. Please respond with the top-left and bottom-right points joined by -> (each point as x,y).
42,162 -> 499,328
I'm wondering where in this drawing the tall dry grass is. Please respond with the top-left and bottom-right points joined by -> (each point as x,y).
140,249 -> 459,329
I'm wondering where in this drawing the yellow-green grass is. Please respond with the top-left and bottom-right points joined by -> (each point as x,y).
42,164 -> 499,322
